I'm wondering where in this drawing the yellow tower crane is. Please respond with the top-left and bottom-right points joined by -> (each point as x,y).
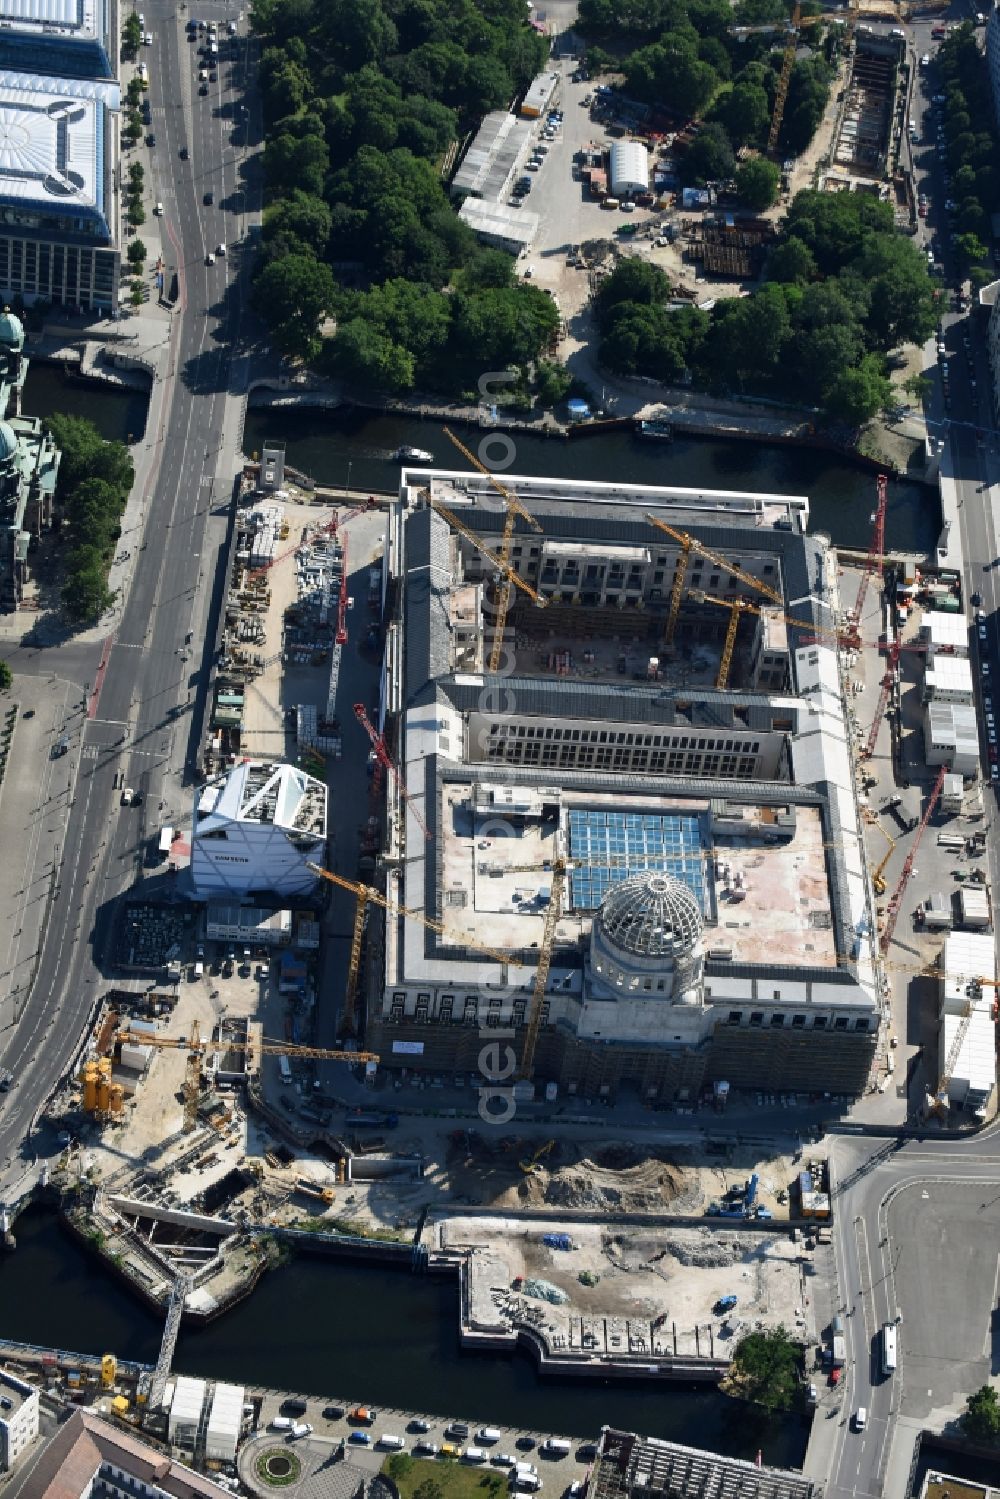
442,426 -> 543,672
644,513 -> 784,651
429,497 -> 545,618
116,1021 -> 379,1132
869,821 -> 896,897
688,587 -> 841,689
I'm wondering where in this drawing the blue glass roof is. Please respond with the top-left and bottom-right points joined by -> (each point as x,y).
567,808 -> 707,912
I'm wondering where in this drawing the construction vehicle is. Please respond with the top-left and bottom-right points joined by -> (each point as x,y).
442,427 -> 542,672
112,1022 -> 379,1132
295,1177 -> 335,1204
644,513 -> 784,651
519,1139 -> 555,1174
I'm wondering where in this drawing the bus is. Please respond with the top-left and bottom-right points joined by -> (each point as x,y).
881,1323 -> 897,1376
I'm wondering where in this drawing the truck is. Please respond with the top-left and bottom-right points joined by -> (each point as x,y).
278,1056 -> 292,1085
158,826 -> 174,857
831,1335 -> 846,1368
346,1110 -> 398,1129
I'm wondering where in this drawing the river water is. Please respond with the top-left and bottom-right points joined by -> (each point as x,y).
19,362 -> 939,556
0,1209 -> 808,1467
10,364 -> 911,1468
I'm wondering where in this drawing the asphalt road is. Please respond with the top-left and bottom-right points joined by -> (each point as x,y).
0,0 -> 260,1179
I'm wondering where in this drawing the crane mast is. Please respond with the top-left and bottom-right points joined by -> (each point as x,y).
880,764 -> 946,953
354,701 -> 432,842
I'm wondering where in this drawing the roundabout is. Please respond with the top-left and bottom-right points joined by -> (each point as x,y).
254,1449 -> 302,1487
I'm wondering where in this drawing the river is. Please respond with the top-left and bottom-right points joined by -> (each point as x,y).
19,361 -> 939,556
0,1208 -> 808,1467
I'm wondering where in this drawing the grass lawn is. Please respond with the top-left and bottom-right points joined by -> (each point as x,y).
384,1454 -> 508,1499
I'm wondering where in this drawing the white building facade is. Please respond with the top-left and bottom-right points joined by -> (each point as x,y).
191,761 -> 327,901
0,1367 -> 39,1472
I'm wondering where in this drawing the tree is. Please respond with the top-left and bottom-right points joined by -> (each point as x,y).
596,258 -> 670,318
385,1454 -> 414,1482
823,353 -> 891,425
61,546 -> 115,625
963,1385 -> 1000,1442
766,235 -> 817,284
252,253 -> 337,363
263,191 -> 332,257
534,361 -> 573,407
681,122 -> 735,186
413,1481 -> 445,1499
44,415 -> 133,497
0,660 -> 11,692
122,11 -> 141,54
735,157 -> 780,211
126,238 -> 147,269
955,231 -> 988,265
713,83 -> 770,149
727,1326 -> 801,1412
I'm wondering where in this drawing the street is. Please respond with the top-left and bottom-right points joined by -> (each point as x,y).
0,0 -> 261,1181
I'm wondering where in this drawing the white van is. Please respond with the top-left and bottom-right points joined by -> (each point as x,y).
477,1429 -> 502,1445
378,1435 -> 405,1450
464,1448 -> 487,1464
270,1417 -> 293,1431
290,1422 -> 313,1439
541,1440 -> 571,1458
514,1463 -> 539,1476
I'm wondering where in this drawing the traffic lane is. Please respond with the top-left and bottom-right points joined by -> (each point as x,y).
888,1177 -> 1000,1419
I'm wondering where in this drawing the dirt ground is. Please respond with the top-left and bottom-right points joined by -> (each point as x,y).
440,1215 -> 814,1358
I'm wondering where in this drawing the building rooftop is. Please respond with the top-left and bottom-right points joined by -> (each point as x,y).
452,109 -> 533,200
383,475 -> 878,1013
5,1409 -> 230,1499
0,0 -> 114,79
591,1427 -> 819,1499
0,70 -> 116,220
0,1365 -> 35,1419
197,761 -> 326,839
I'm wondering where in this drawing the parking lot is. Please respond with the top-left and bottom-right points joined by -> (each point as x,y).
509,61 -> 739,331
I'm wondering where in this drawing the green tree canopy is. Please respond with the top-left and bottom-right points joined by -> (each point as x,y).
735,157 -> 780,210
0,659 -> 11,692
252,254 -> 338,361
681,122 -> 736,185
964,1385 -> 1000,1442
727,1326 -> 802,1413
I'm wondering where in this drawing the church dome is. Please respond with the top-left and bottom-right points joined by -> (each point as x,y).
0,421 -> 18,465
596,871 -> 703,960
0,309 -> 24,350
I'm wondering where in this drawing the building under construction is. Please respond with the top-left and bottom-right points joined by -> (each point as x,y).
832,30 -> 904,181
361,471 -> 882,1102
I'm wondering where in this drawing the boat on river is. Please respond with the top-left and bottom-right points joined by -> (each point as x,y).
393,445 -> 434,463
636,418 -> 673,441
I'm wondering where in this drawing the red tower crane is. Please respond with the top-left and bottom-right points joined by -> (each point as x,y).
335,528 -> 349,646
353,702 -> 432,841
860,638 -> 934,761
879,764 -> 946,953
845,474 -> 888,647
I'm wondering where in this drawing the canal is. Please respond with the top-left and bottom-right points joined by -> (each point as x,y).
19,360 -> 939,557
0,1208 -> 808,1468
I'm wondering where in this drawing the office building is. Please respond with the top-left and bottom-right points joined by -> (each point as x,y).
5,1409 -> 230,1499
0,0 -> 116,80
589,1426 -> 819,1499
0,69 -> 119,311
